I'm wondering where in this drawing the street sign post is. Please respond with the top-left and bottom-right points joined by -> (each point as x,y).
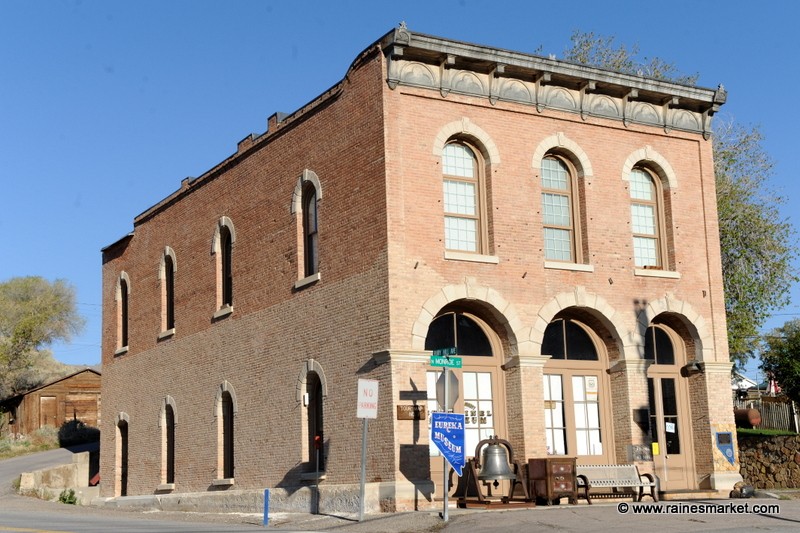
356,379 -> 378,522
431,411 -> 465,522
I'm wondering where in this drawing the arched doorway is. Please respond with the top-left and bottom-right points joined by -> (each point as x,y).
307,372 -> 324,471
541,313 -> 615,465
116,419 -> 129,497
645,320 -> 696,491
424,307 -> 507,499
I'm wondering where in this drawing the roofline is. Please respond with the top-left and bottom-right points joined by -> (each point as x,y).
0,367 -> 101,404
124,25 -> 726,227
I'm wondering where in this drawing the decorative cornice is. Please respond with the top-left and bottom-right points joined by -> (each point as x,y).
381,26 -> 724,136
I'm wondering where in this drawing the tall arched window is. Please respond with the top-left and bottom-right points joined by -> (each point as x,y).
630,168 -> 664,268
303,184 -> 319,277
160,248 -> 176,334
213,217 -> 235,314
541,156 -> 579,262
117,274 -> 130,351
221,226 -> 233,306
442,141 -> 486,254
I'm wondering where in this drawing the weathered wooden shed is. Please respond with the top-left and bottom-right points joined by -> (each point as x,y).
1,368 -> 101,436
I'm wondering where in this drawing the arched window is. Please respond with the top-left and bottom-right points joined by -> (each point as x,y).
541,156 -> 580,262
541,318 -> 598,361
117,273 -> 130,351
221,226 -> 233,306
212,217 -> 236,314
160,248 -> 176,334
424,312 -> 493,356
630,168 -> 664,268
303,184 -> 319,277
442,141 -> 487,254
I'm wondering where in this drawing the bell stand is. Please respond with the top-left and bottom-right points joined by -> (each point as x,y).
458,435 -> 532,507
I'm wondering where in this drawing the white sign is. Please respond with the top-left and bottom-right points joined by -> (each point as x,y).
356,379 -> 379,419
665,422 -> 676,433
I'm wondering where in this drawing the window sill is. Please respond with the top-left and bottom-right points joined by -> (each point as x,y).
299,471 -> 327,482
444,251 -> 499,264
213,305 -> 234,320
212,478 -> 235,487
156,483 -> 175,492
114,346 -> 129,357
544,261 -> 594,273
634,268 -> 681,279
157,328 -> 175,341
294,272 -> 321,289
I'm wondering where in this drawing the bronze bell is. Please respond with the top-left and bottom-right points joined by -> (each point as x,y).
477,442 -> 516,482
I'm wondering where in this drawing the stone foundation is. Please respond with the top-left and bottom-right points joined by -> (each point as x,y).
738,434 -> 800,489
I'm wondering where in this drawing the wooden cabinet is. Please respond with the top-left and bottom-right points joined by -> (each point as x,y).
528,457 -> 577,504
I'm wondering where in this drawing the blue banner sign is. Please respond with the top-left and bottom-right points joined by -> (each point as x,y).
431,412 -> 466,476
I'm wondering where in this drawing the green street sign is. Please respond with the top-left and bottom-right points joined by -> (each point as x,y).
432,347 -> 457,356
431,355 -> 462,368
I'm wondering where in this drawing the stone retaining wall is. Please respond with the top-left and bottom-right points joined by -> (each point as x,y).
738,434 -> 800,489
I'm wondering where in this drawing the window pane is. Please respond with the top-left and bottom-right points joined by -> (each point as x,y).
552,429 -> 567,455
444,216 -> 477,251
634,236 -> 658,267
544,228 -> 572,261
542,193 -> 570,226
463,372 -> 478,399
456,314 -> 493,356
631,204 -> 656,235
565,321 -> 598,360
425,314 -> 455,351
443,180 -> 476,215
541,320 -> 565,359
654,327 -> 675,365
541,157 -> 569,190
629,169 -> 654,201
572,376 -> 585,402
476,373 -> 492,399
443,144 -> 475,178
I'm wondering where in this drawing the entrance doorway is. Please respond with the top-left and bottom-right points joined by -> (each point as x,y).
645,324 -> 695,491
425,310 -> 507,500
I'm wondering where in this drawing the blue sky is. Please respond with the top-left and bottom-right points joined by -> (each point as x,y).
2,1 -> 798,378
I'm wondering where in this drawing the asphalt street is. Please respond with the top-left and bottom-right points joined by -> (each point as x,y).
3,447 -> 800,532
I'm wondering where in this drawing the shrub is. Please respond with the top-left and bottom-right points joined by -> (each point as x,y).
57,420 -> 100,447
58,488 -> 77,505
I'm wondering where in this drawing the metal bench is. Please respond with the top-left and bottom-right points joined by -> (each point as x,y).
576,464 -> 658,503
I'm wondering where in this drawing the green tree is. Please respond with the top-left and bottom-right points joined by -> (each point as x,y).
0,276 -> 85,398
558,32 -> 798,369
761,319 -> 800,404
561,30 -> 699,85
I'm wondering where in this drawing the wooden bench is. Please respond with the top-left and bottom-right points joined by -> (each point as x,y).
576,464 -> 658,503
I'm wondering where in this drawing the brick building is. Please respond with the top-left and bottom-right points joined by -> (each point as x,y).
100,26 -> 740,511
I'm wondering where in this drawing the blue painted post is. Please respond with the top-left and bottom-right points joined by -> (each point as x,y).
264,489 -> 269,527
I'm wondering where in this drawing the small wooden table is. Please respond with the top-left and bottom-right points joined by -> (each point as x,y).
528,457 -> 578,505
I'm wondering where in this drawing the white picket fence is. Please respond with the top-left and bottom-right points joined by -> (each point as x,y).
734,397 -> 800,432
